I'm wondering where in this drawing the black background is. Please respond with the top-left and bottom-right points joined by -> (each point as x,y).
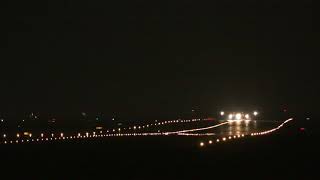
1,0 -> 315,120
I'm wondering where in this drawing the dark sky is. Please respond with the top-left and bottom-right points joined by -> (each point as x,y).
1,0 -> 315,119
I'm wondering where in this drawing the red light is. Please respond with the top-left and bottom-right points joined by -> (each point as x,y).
300,128 -> 305,131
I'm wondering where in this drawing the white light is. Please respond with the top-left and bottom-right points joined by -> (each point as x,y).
17,133 -> 20,138
220,111 -> 225,116
209,140 -> 212,144
228,114 -> 233,119
245,114 -> 250,119
200,142 -> 205,147
253,111 -> 258,116
235,113 -> 242,120
3,134 -> 6,138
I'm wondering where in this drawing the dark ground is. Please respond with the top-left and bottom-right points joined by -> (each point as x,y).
0,118 -> 318,180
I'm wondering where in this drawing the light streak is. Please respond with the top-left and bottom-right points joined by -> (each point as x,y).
164,122 -> 229,135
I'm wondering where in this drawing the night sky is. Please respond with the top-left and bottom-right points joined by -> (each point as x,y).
1,1 -> 315,119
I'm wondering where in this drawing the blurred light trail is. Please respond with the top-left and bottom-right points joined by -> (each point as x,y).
164,122 -> 229,135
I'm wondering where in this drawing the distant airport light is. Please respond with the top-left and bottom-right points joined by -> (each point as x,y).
220,111 -> 225,116
236,113 -> 242,120
3,134 -> 6,138
209,140 -> 212,144
16,133 -> 20,138
200,142 -> 205,147
228,114 -> 233,120
253,111 -> 258,116
23,132 -> 29,136
245,114 -> 250,119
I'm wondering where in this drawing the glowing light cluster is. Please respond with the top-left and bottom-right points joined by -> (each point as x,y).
225,111 -> 258,121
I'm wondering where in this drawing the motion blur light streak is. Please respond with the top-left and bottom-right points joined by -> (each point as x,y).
164,122 -> 229,135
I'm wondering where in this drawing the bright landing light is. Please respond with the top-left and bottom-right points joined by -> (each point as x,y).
235,113 -> 242,120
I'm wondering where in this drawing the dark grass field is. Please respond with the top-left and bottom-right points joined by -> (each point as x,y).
0,119 -> 318,180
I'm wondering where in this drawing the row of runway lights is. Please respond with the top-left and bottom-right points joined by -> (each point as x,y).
200,134 -> 246,147
0,119 -> 228,145
111,119 -> 202,132
1,119 -> 203,141
199,118 -> 293,147
0,121 -> 227,145
250,118 -> 293,136
1,132 -> 218,145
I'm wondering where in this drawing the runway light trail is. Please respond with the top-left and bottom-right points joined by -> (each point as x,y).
0,118 -> 294,146
177,133 -> 215,136
0,118 -> 213,145
164,122 -> 229,135
199,118 -> 293,148
250,118 -> 293,136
